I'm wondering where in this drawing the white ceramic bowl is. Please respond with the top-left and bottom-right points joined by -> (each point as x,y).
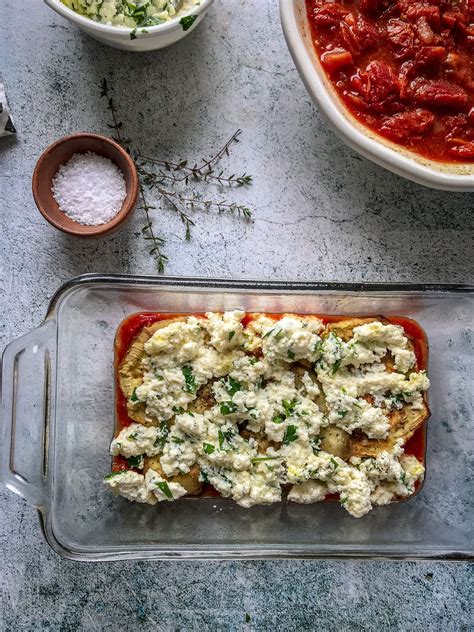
280,0 -> 474,191
44,0 -> 214,52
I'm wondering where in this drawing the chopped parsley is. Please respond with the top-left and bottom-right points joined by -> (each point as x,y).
311,436 -> 322,454
128,432 -> 139,441
332,359 -> 341,374
104,470 -> 126,480
182,365 -> 198,393
153,422 -> 169,449
156,480 -> 173,499
220,401 -> 238,415
199,470 -> 209,483
171,436 -> 184,444
218,429 -> 234,449
330,457 -> 339,469
225,376 -> 242,397
140,16 -> 166,26
251,456 -> 281,464
129,27 -> 138,40
282,399 -> 297,416
130,387 -> 139,403
228,331 -> 235,341
180,14 -> 198,30
172,406 -> 185,415
337,410 -> 347,418
287,349 -> 295,360
283,425 -> 298,445
126,455 -> 144,469
313,339 -> 323,354
203,442 -> 216,455
273,399 -> 297,425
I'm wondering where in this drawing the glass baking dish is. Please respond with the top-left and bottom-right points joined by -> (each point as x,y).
1,274 -> 472,562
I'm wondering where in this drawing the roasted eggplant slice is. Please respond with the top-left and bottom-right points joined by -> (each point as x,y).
144,456 -> 202,496
118,318 -> 186,425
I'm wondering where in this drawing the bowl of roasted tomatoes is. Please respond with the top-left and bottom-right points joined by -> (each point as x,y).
280,0 -> 474,191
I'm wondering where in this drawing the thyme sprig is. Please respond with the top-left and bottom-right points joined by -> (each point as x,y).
100,78 -> 167,271
136,130 -> 253,186
99,78 -> 253,271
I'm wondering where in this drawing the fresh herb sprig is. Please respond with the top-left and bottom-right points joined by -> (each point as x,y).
100,78 -> 168,271
136,129 -> 252,187
99,78 -> 253,271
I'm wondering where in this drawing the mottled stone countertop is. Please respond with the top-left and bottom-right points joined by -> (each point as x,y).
0,1 -> 472,630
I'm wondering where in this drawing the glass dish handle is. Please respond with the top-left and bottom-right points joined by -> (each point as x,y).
0,320 -> 55,507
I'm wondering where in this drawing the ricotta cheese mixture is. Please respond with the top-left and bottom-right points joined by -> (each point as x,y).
105,312 -> 429,517
61,0 -> 201,28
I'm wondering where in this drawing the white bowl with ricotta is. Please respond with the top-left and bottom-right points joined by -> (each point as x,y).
44,0 -> 214,52
280,0 -> 474,192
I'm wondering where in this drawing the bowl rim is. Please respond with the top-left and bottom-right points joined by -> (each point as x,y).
43,0 -> 214,38
279,0 -> 474,192
32,132 -> 139,237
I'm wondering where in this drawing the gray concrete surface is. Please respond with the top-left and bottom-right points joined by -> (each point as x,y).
0,1 -> 473,630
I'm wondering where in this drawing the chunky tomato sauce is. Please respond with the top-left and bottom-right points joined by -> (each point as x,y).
113,312 -> 428,496
306,0 -> 474,162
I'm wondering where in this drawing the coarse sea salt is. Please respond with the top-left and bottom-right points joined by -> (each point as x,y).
52,152 -> 127,226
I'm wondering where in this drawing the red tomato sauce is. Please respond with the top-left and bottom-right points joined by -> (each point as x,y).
306,0 -> 474,162
113,312 -> 429,498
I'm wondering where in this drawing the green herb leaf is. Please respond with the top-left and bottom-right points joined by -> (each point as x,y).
283,425 -> 298,445
273,414 -> 285,424
172,406 -> 185,415
140,16 -> 166,26
203,442 -> 216,455
153,422 -> 169,449
130,27 -> 138,40
282,399 -> 297,416
128,432 -> 138,441
225,376 -> 242,397
182,365 -> 198,393
251,456 -> 281,464
313,339 -> 323,354
228,331 -> 235,341
330,457 -> 339,469
104,470 -> 127,480
311,437 -> 322,454
199,470 -> 209,483
156,480 -> 173,499
337,410 -> 347,418
126,455 -> 144,469
180,14 -> 198,30
130,387 -> 139,403
332,359 -> 341,374
220,401 -> 238,415
287,349 -> 295,360
218,429 -> 234,449
171,436 -> 184,444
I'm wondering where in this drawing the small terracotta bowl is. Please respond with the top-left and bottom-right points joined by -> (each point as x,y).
32,132 -> 139,236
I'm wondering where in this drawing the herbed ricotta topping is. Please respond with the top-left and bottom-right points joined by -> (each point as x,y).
104,468 -> 187,504
61,0 -> 201,29
107,312 -> 429,517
